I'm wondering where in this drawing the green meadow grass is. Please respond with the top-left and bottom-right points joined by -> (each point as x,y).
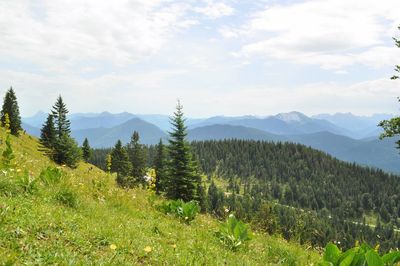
0,130 -> 320,265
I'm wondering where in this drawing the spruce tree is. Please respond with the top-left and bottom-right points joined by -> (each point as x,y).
39,114 -> 57,158
81,138 -> 92,162
54,134 -> 81,168
1,87 -> 22,136
51,95 -> 71,137
166,101 -> 199,201
39,96 -> 81,168
110,140 -> 132,187
127,131 -> 147,184
153,139 -> 166,194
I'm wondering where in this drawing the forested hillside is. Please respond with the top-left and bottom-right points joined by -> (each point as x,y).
89,139 -> 400,252
189,140 -> 400,251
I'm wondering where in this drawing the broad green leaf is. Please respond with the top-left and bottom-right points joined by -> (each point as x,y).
324,243 -> 341,264
382,251 -> 400,265
365,250 -> 383,266
318,262 -> 334,266
351,252 -> 366,266
339,248 -> 357,266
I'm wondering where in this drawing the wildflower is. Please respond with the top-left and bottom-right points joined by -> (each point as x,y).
171,244 -> 177,249
110,244 -> 117,250
144,246 -> 152,253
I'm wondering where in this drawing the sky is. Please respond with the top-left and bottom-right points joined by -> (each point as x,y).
0,0 -> 400,118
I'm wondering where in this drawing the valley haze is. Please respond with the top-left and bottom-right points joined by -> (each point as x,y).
21,110 -> 399,173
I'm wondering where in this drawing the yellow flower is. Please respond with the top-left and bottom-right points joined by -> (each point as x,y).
110,244 -> 117,250
144,246 -> 152,253
171,244 -> 177,249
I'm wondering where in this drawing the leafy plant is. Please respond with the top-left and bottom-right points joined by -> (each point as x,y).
1,135 -> 15,168
16,171 -> 38,194
39,166 -> 62,185
319,242 -> 400,266
55,188 -> 78,208
216,215 -> 252,251
158,199 -> 200,224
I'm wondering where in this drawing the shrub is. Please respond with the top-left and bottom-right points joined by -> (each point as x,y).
319,242 -> 400,266
55,188 -> 78,208
39,167 -> 62,185
216,215 -> 252,251
158,199 -> 200,224
16,171 -> 38,194
1,135 -> 15,169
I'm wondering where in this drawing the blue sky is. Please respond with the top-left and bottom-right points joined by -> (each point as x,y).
0,0 -> 399,117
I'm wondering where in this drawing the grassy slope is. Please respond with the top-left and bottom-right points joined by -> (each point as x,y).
0,130 -> 320,265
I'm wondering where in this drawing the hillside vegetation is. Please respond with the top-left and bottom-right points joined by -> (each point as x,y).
0,129 -> 320,265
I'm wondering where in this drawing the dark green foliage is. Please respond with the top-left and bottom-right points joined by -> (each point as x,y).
81,138 -> 92,162
252,203 -> 280,235
379,113 -> 400,149
110,140 -> 131,187
216,215 -> 252,251
157,199 -> 200,224
127,131 -> 147,184
40,97 -> 81,168
207,181 -> 225,217
153,139 -> 166,194
39,114 -> 57,158
320,242 -> 400,266
1,87 -> 22,136
191,140 -> 400,251
55,188 -> 78,208
166,101 -> 199,201
53,134 -> 81,168
88,148 -> 111,170
51,95 -> 71,137
196,182 -> 207,213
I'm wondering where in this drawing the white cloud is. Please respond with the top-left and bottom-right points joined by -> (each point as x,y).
229,0 -> 400,70
194,0 -> 234,19
0,0 -> 194,70
203,78 -> 400,116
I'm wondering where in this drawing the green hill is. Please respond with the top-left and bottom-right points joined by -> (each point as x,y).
0,130 -> 319,265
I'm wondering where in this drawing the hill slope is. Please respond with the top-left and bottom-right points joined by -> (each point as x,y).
0,130 -> 319,265
72,118 -> 167,147
188,124 -> 284,142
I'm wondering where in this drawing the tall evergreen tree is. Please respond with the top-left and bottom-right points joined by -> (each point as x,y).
127,131 -> 147,184
81,138 -> 92,162
39,96 -> 81,168
1,87 -> 22,136
51,95 -> 71,137
166,101 -> 199,201
39,114 -> 57,158
111,140 -> 132,187
153,139 -> 166,194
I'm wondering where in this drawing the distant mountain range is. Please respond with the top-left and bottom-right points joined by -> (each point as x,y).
21,110 -> 399,173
